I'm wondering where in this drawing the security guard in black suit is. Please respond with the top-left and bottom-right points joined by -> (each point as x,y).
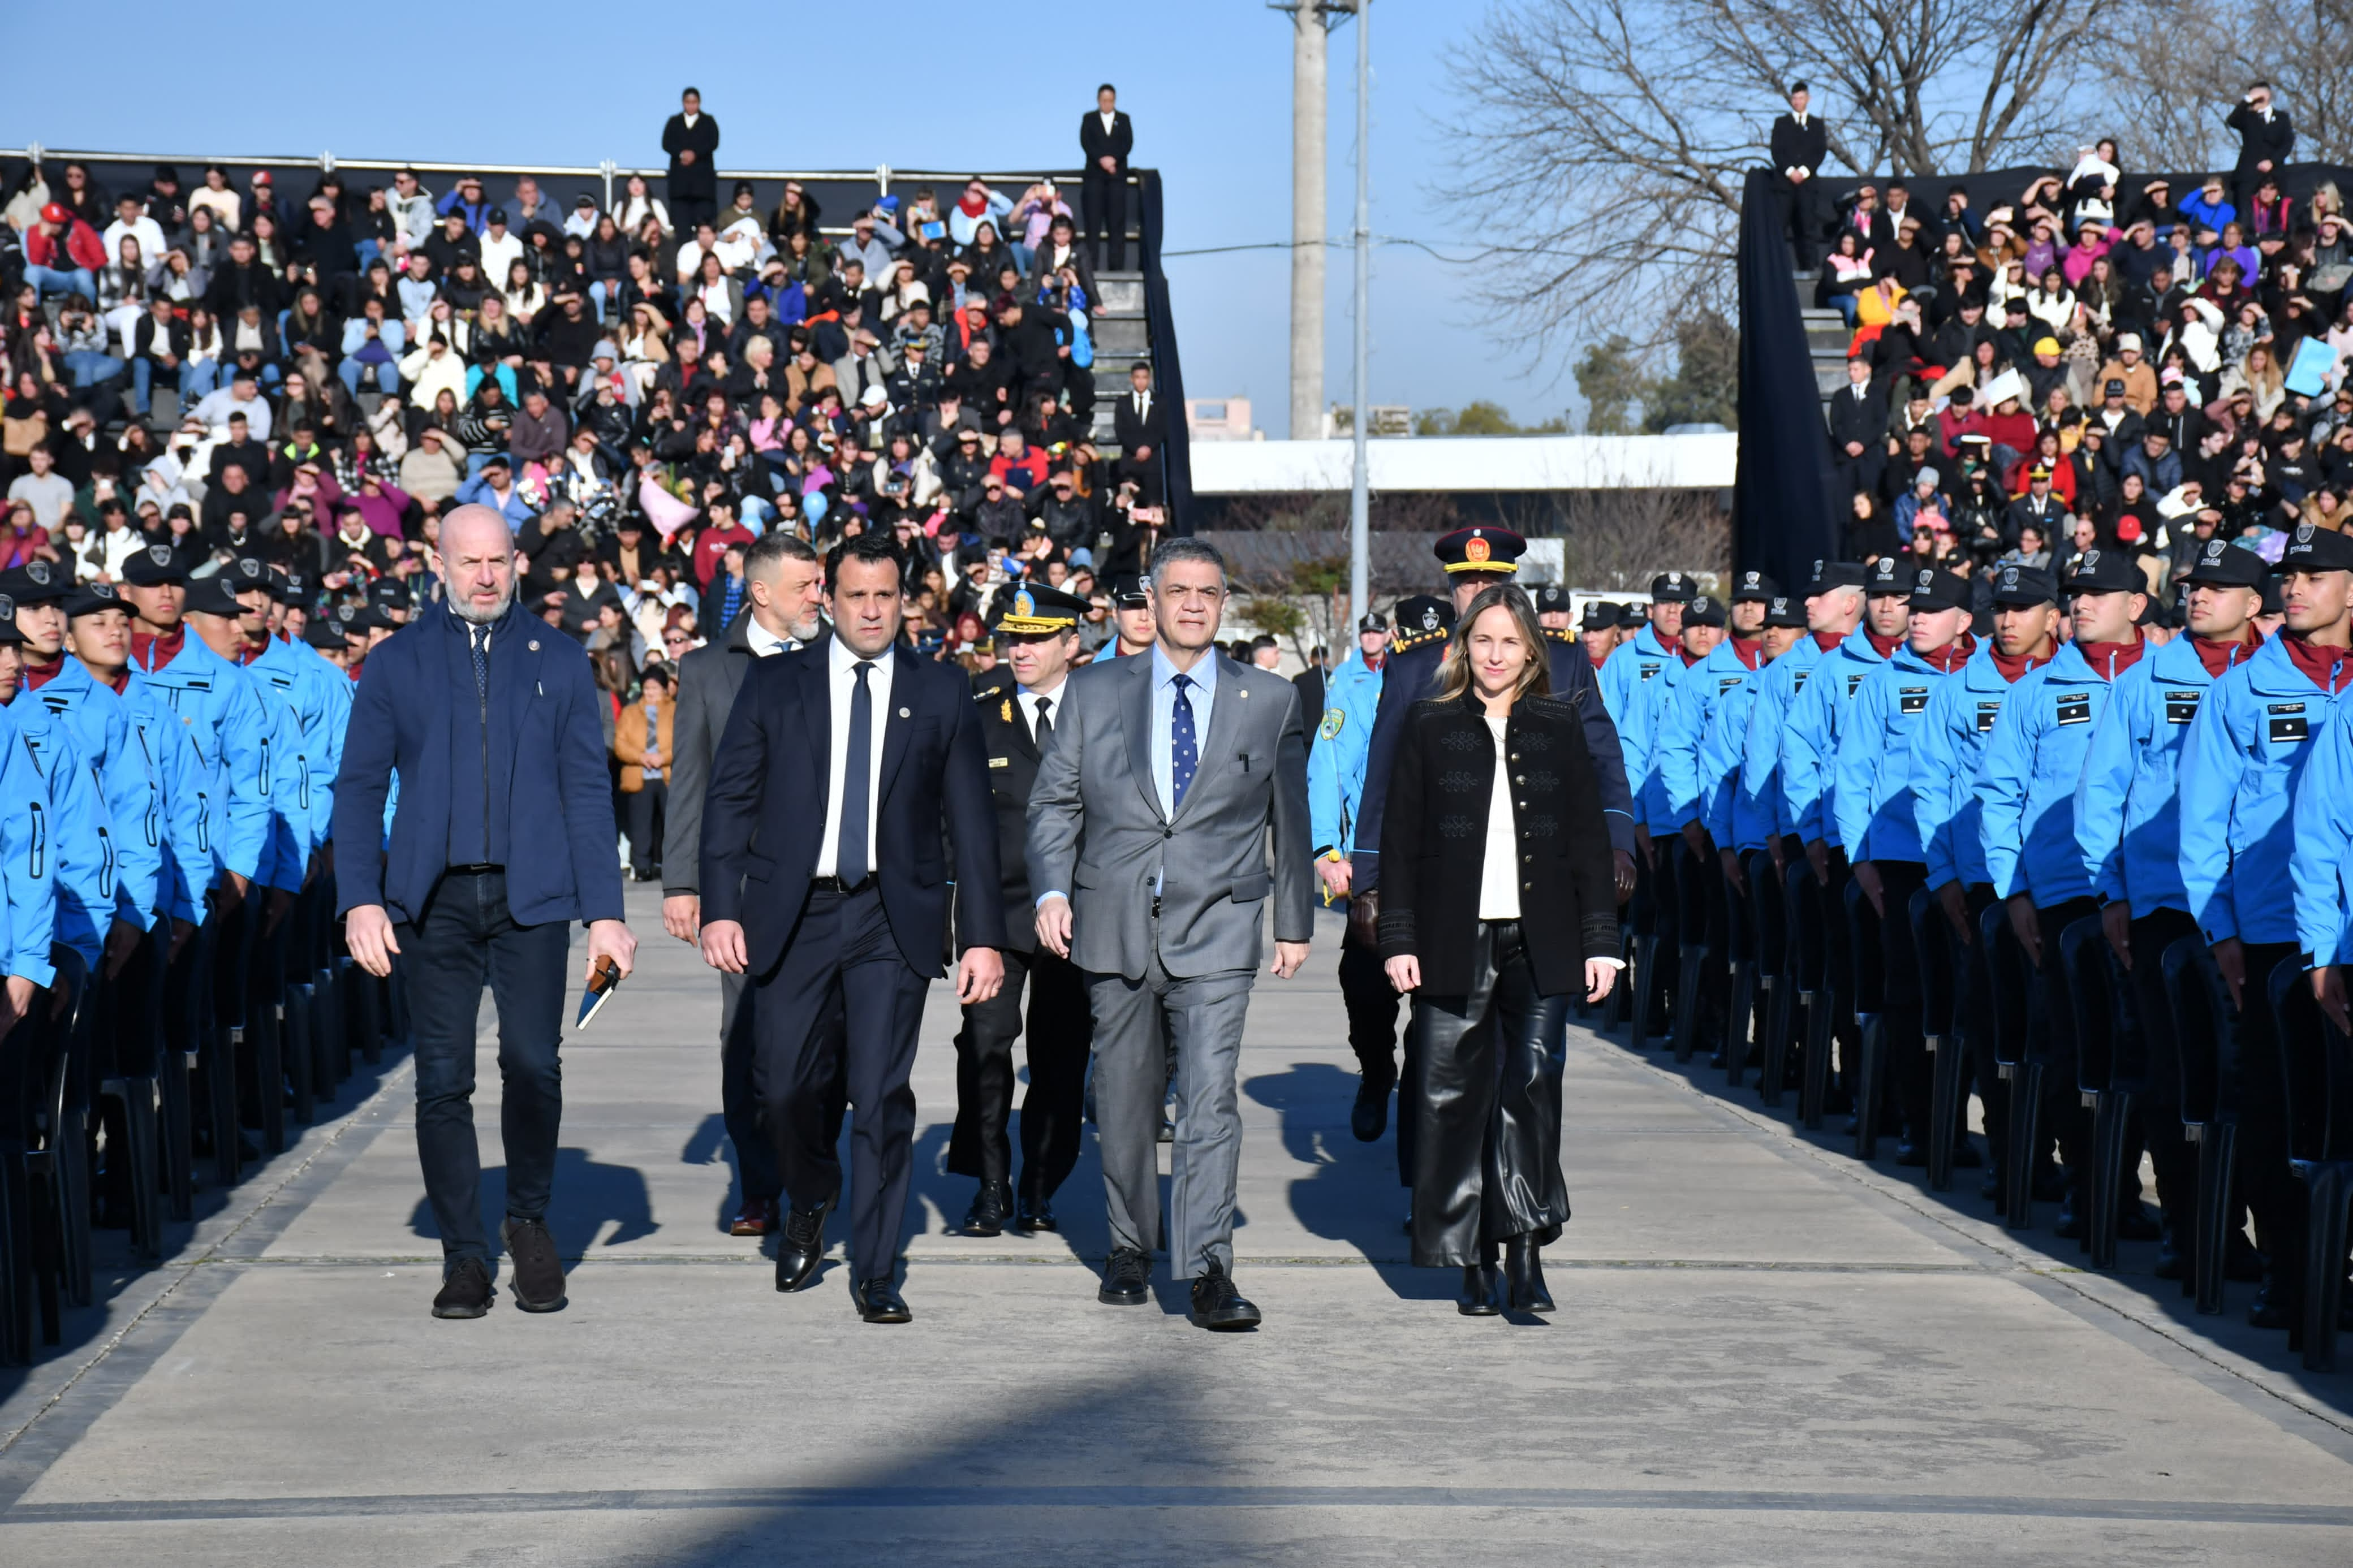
946,584 -> 1096,1236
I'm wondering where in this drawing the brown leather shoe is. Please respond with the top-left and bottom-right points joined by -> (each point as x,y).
730,1198 -> 779,1237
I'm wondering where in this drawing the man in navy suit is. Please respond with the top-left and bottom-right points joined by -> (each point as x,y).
699,530 -> 1007,1323
334,504 -> 638,1321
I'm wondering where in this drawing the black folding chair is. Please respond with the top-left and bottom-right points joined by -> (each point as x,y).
1912,887 -> 1964,1191
1733,849 -> 1781,1092
2060,914 -> 2147,1269
2164,936 -> 2241,1314
2265,956 -> 2353,1372
1984,900 -> 2045,1231
1845,876 -> 1889,1159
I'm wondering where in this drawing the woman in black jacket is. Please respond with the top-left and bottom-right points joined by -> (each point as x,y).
1378,584 -> 1620,1316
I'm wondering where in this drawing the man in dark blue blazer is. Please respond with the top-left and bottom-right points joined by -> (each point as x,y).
699,530 -> 1006,1323
335,504 -> 637,1321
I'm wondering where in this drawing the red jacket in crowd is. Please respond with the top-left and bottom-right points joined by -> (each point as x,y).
25,216 -> 106,273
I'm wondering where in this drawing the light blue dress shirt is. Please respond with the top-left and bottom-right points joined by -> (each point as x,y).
1148,642 -> 1218,818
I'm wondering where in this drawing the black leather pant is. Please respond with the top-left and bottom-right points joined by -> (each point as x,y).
1406,922 -> 1570,1268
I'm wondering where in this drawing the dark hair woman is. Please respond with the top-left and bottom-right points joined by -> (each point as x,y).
1377,583 -> 1619,1316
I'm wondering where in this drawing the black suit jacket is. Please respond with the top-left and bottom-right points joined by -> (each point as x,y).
1113,388 -> 1166,455
2226,103 -> 2294,174
700,641 -> 1007,977
1353,634 -> 1634,887
1080,110 -> 1134,174
973,682 -> 1049,953
1374,693 -> 1619,998
1769,114 -> 1828,182
662,113 -> 722,200
1827,382 -> 1887,451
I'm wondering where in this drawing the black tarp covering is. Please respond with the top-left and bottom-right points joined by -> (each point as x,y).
1735,169 -> 1841,585
1135,169 -> 1195,535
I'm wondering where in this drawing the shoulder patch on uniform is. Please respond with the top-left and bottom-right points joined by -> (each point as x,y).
1318,708 -> 1345,740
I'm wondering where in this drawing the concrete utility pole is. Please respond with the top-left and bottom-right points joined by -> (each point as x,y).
1281,1 -> 1329,442
1347,0 -> 1370,628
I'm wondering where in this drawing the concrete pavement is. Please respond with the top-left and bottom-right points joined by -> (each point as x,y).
2,887 -> 2349,1565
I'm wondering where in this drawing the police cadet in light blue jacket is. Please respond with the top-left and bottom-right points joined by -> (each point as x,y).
1597,572 -> 1691,729
1656,576 -> 1777,1060
1619,593 -> 1718,1040
2182,521 -> 2353,1329
215,559 -> 324,899
0,591 -> 121,983
2076,539 -> 2267,1268
1736,562 -> 1864,864
1780,555 -> 1911,1091
3,564 -> 162,971
1977,547 -> 2154,1238
1834,567 -> 1977,1159
1911,563 -> 2061,1196
0,618 -> 59,1013
1305,606 -> 1413,1144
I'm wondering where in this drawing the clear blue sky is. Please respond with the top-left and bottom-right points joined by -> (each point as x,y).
1,2 -> 1526,439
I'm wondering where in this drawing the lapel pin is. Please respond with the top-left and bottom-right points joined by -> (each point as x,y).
899,707 -> 911,718
528,640 -> 540,651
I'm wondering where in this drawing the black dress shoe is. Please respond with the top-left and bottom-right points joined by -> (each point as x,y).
1015,1197 -> 1058,1233
432,1257 -> 494,1319
1951,1138 -> 1984,1169
1894,1136 -> 1928,1168
2248,1278 -> 2294,1331
1350,1075 -> 1392,1142
1098,1246 -> 1150,1305
852,1274 -> 911,1324
1503,1234 -> 1555,1312
1456,1264 -> 1501,1316
774,1200 -> 830,1293
2116,1202 -> 2162,1241
500,1217 -> 568,1312
1188,1260 -> 1261,1331
962,1180 -> 1011,1237
2153,1232 -> 2187,1280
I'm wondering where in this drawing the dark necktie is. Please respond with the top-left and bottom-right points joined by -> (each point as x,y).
836,660 -> 874,884
468,625 -> 488,709
1169,672 -> 1198,810
1032,693 -> 1053,742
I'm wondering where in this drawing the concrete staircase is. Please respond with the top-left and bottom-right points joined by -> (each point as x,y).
1791,269 -> 1850,412
1086,271 -> 1149,451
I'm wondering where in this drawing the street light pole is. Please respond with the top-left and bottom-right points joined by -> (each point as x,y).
1348,0 -> 1371,628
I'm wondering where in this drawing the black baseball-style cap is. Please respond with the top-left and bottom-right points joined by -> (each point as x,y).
1648,571 -> 1697,602
1356,611 -> 1387,634
1804,559 -> 1868,593
0,560 -> 72,603
0,594 -> 23,645
1865,556 -> 1909,595
182,575 -> 247,618
1106,574 -> 1148,608
1579,601 -> 1618,632
1989,563 -> 2059,607
1907,567 -> 1973,612
122,543 -> 192,586
1682,594 -> 1727,628
1532,583 -> 1571,614
65,582 -> 127,619
1762,594 -> 1806,629
2063,548 -> 2143,595
2179,538 -> 2269,589
1729,569 -> 1782,603
2278,521 -> 2353,573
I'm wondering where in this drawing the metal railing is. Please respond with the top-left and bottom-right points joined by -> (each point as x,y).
7,145 -> 1145,240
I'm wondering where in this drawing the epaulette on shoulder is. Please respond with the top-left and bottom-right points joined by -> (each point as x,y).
1519,692 -> 1581,719
1542,625 -> 1575,644
1391,627 -> 1447,654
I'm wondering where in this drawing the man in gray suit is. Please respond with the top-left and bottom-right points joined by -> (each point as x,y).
1028,536 -> 1315,1330
661,530 -> 826,1238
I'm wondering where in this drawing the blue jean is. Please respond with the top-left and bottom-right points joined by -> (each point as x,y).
130,357 -> 216,414
397,869 -> 570,1269
355,239 -> 383,271
589,280 -> 613,323
1831,293 -> 1860,328
340,356 -> 400,396
25,264 -> 94,299
64,349 -> 124,388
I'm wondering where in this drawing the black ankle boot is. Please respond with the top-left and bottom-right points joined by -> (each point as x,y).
1505,1233 -> 1555,1312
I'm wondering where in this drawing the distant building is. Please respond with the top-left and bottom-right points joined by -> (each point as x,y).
1187,397 -> 1264,442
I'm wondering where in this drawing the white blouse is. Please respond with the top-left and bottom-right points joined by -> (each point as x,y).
1477,714 -> 1519,921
